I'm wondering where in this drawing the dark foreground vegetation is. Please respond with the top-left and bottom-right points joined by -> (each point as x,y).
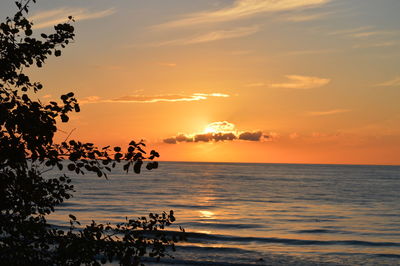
0,1 -> 183,265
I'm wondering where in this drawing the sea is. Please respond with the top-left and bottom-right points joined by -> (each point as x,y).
47,162 -> 400,265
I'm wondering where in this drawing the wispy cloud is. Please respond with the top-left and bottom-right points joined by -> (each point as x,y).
270,75 -> 330,89
163,121 -> 269,144
351,31 -> 394,38
30,7 -> 115,29
289,132 -> 300,139
286,49 -> 338,56
284,11 -> 332,22
353,42 -> 396,49
230,50 -> 254,55
328,26 -> 373,36
155,0 -> 330,28
157,62 -> 177,67
245,82 -> 265,87
306,109 -> 350,116
376,76 -> 400,87
329,26 -> 398,39
80,93 -> 230,104
153,26 -> 259,46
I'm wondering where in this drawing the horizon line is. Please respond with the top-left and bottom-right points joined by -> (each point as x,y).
156,160 -> 400,167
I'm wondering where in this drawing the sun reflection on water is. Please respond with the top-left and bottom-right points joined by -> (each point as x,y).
199,210 -> 215,219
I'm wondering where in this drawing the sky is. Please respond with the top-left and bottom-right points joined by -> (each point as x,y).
1,0 -> 400,165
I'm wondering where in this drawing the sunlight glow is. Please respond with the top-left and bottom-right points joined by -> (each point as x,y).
204,121 -> 236,134
204,126 -> 219,134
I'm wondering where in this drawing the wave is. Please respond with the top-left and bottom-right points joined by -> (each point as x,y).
182,221 -> 264,229
167,204 -> 216,209
294,229 -> 400,237
294,229 -> 350,234
141,245 -> 400,266
181,232 -> 400,247
47,223 -> 400,249
46,224 -> 400,265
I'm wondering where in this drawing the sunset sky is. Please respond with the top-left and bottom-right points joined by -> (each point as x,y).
1,0 -> 399,164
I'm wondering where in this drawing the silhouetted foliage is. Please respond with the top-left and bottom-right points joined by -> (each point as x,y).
0,1 -> 183,265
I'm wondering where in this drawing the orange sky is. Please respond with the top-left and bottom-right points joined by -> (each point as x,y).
2,0 -> 399,165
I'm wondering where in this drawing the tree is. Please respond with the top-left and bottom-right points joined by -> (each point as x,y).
0,1 -> 183,265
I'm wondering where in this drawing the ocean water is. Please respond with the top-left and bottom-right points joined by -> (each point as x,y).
47,162 -> 400,265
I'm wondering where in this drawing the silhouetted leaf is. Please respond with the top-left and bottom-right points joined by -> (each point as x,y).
67,164 -> 75,171
129,140 -> 136,146
123,163 -> 130,173
153,161 -> 158,169
134,161 -> 143,174
60,114 -> 68,122
137,146 -> 146,154
150,150 -> 160,158
114,152 -> 122,161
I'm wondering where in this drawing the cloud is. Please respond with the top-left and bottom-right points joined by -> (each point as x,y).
194,93 -> 230,98
270,75 -> 330,89
376,77 -> 400,87
158,62 -> 177,67
306,109 -> 350,116
154,26 -> 259,46
284,11 -> 332,22
238,131 -> 263,141
230,50 -> 254,55
245,82 -> 265,87
329,27 -> 397,39
289,132 -> 300,139
205,121 -> 236,133
80,93 -> 230,104
194,133 -> 213,142
163,138 -> 177,144
155,0 -> 330,28
111,94 -> 206,103
176,134 -> 193,142
163,121 -> 269,144
328,27 -> 373,36
351,31 -> 395,38
353,42 -> 396,49
213,133 -> 237,142
286,49 -> 338,56
194,132 -> 238,142
30,7 -> 115,29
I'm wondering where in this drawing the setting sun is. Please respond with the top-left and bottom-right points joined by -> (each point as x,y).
204,121 -> 236,134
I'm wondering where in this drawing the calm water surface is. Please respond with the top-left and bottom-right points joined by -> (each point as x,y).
48,162 -> 400,265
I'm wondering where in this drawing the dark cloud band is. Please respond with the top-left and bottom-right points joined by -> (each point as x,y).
164,131 -> 266,144
238,131 -> 263,141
